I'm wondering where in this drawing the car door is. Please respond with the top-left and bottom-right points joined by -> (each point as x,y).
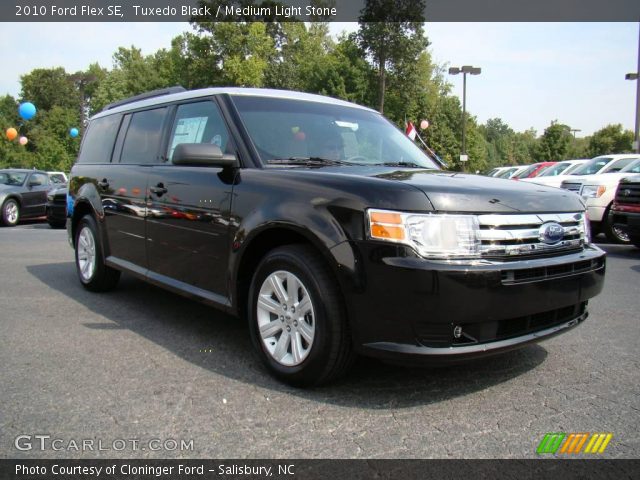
146,99 -> 236,301
21,172 -> 50,217
101,107 -> 169,271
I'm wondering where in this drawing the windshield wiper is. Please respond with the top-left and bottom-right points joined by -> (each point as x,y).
267,157 -> 360,167
372,161 -> 426,168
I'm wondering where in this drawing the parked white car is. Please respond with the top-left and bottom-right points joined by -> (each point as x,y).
524,155 -> 637,189
519,159 -> 590,187
560,156 -> 640,243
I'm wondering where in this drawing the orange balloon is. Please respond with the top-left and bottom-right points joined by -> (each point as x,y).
6,128 -> 17,141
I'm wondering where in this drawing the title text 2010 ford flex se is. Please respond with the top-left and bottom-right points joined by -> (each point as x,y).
67,87 -> 605,386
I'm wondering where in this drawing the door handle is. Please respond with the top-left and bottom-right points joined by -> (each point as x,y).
150,183 -> 168,196
97,179 -> 109,189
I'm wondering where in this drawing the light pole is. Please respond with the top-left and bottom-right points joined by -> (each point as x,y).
626,23 -> 640,153
449,65 -> 481,171
570,128 -> 582,139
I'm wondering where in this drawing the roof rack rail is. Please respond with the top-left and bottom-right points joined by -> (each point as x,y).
102,86 -> 187,111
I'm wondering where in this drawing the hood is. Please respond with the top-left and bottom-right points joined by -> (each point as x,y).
369,170 -> 585,213
278,165 -> 587,213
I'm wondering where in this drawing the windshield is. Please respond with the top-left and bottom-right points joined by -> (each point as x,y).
231,96 -> 440,169
538,162 -> 572,177
571,157 -> 612,175
0,171 -> 27,186
562,163 -> 586,175
49,174 -> 66,184
618,158 -> 640,174
497,167 -> 517,178
514,164 -> 540,178
601,157 -> 639,173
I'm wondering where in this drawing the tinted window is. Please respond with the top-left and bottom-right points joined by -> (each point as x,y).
167,101 -> 231,161
120,108 -> 167,164
0,171 -> 27,185
77,114 -> 122,164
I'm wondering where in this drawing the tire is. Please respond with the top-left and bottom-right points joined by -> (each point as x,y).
603,207 -> 630,244
248,245 -> 354,387
1,198 -> 20,227
74,215 -> 120,292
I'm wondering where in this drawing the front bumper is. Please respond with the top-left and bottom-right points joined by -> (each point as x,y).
609,209 -> 640,238
346,243 -> 606,362
586,204 -> 606,223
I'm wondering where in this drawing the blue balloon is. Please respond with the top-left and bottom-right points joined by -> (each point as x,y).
19,102 -> 37,121
69,128 -> 79,138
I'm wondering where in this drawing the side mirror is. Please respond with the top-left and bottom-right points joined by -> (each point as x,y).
172,143 -> 238,168
28,180 -> 42,187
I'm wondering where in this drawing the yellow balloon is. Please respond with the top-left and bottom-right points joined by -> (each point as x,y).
6,127 -> 17,141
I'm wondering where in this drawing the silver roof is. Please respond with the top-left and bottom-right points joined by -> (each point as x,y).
92,87 -> 377,120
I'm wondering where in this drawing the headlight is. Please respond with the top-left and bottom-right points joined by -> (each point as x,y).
581,185 -> 606,199
367,209 -> 480,258
581,210 -> 591,244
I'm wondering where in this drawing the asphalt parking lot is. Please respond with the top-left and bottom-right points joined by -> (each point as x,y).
1,223 -> 639,459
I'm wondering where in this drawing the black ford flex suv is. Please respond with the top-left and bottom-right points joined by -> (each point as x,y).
67,87 -> 606,386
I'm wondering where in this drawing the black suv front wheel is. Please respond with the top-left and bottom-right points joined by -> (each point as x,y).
74,215 -> 120,292
248,245 -> 354,387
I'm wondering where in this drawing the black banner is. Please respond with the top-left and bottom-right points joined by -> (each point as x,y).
2,459 -> 640,480
2,0 -> 640,22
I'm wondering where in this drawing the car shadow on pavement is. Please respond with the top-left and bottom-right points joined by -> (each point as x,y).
594,242 -> 640,267
28,262 -> 548,409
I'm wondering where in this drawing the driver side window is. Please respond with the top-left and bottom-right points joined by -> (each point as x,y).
167,101 -> 231,162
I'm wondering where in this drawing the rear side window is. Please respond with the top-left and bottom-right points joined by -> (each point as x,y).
120,108 -> 167,164
77,114 -> 122,164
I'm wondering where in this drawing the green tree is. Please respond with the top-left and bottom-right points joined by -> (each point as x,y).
587,124 -> 634,157
90,46 -> 176,112
566,136 -> 589,159
357,0 -> 428,114
20,67 -> 80,112
167,32 -> 220,89
536,121 -> 572,161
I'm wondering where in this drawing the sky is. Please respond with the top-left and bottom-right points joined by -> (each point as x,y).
0,22 -> 638,137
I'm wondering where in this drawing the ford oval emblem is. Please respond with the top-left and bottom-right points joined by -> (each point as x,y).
539,222 -> 564,244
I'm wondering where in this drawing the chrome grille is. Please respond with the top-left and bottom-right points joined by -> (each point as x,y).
561,181 -> 583,193
615,181 -> 640,205
477,212 -> 587,258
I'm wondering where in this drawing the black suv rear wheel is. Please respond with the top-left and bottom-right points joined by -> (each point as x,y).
248,245 -> 354,387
